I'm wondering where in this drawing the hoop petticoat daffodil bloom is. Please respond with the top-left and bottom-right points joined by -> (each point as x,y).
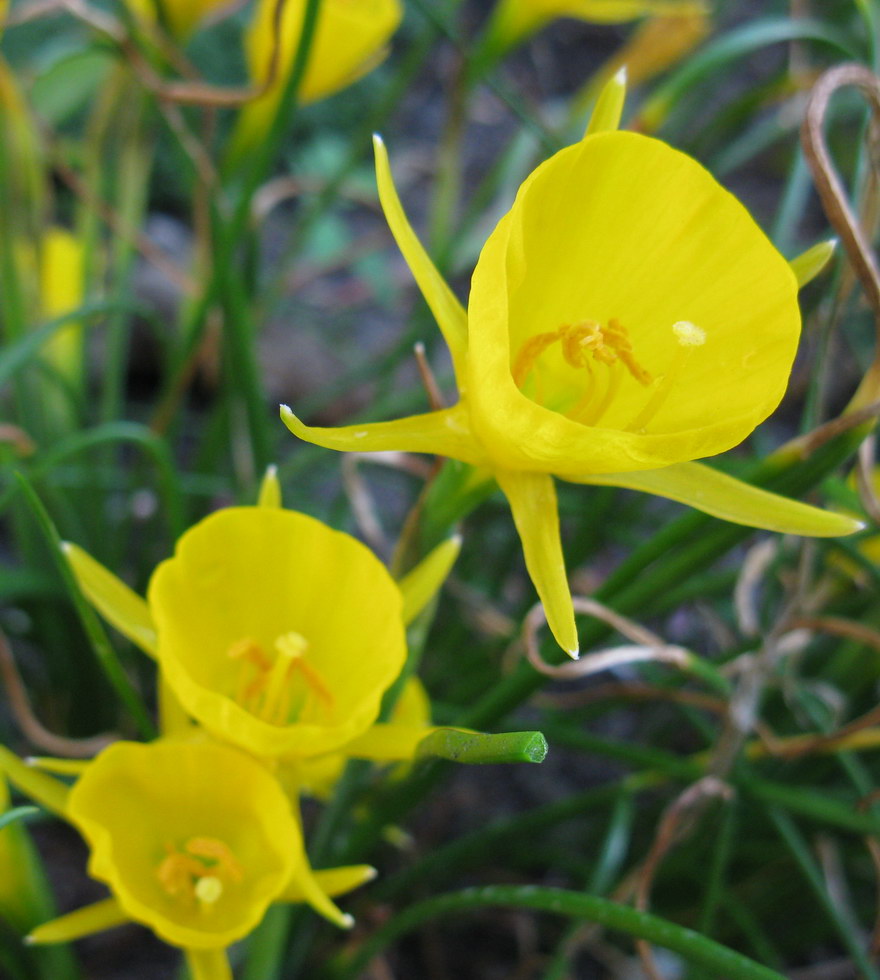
281,103 -> 861,656
62,475 -> 459,761
0,739 -> 374,979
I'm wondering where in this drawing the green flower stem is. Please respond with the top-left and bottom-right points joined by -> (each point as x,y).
327,885 -> 786,980
415,728 -> 547,764
13,473 -> 156,739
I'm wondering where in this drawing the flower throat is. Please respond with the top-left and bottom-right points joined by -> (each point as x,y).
511,318 -> 705,431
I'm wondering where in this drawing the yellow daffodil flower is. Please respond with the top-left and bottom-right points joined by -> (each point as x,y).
147,506 -> 407,758
481,0 -> 707,61
62,471 -> 460,763
229,0 -> 402,158
281,84 -> 861,657
1,739 -> 373,979
40,227 -> 85,383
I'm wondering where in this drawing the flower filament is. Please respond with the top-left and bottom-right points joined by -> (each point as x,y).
512,318 -> 705,432
228,632 -> 335,725
157,837 -> 243,909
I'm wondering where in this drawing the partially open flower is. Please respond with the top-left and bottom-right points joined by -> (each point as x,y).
148,507 -> 407,759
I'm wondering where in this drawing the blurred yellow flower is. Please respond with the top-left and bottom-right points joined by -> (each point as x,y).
482,0 -> 706,60
282,99 -> 861,656
230,0 -> 402,156
1,739 -> 373,976
40,227 -> 85,382
125,0 -> 237,40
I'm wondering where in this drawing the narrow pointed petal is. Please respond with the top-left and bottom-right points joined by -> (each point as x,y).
281,865 -> 376,902
495,471 -> 578,657
61,543 -> 157,658
342,722 -> 440,762
257,464 -> 282,508
399,535 -> 461,625
184,948 -> 232,980
27,898 -> 128,945
293,867 -> 354,929
0,747 -> 69,817
281,404 -> 486,466
373,135 -> 468,389
584,66 -> 627,137
789,239 -> 837,288
570,461 -> 863,536
25,758 -> 89,777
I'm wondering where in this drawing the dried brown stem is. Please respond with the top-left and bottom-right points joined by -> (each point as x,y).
856,434 -> 880,524
634,777 -> 733,979
414,342 -> 447,411
0,629 -> 116,757
0,425 -> 37,456
522,597 -> 690,680
802,64 -> 880,408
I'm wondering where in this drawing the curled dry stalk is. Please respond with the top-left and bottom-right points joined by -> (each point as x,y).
801,63 -> 880,412
856,433 -> 880,523
0,628 -> 116,757
57,0 -> 289,109
522,597 -> 690,681
733,538 -> 780,639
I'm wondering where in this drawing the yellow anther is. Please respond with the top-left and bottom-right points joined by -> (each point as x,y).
185,837 -> 244,883
194,875 -> 224,905
512,319 -> 652,424
157,852 -> 204,897
157,836 -> 242,905
227,638 -> 271,670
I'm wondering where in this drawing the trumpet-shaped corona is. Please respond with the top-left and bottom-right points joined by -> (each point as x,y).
148,507 -> 407,758
5,738 -> 369,955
